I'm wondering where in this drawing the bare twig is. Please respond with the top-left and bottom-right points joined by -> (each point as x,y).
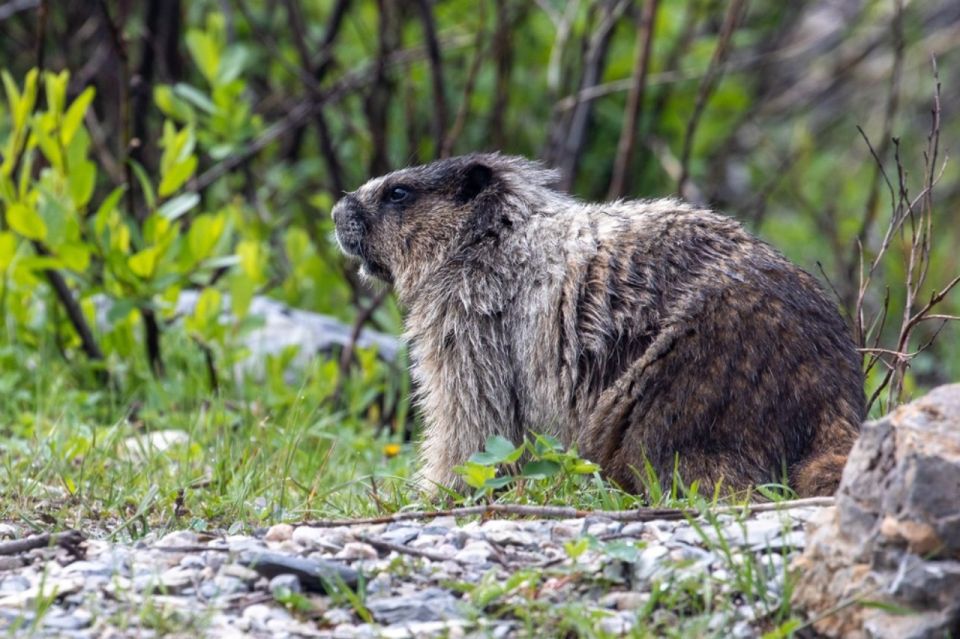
607,0 -> 659,200
677,0 -> 748,199
441,2 -> 487,158
855,59 -> 956,413
295,496 -> 835,528
415,0 -> 448,158
0,530 -> 84,556
549,0 -> 629,191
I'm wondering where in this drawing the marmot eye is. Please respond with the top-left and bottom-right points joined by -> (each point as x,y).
388,186 -> 411,203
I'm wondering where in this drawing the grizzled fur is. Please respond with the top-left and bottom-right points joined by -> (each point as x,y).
332,153 -> 865,496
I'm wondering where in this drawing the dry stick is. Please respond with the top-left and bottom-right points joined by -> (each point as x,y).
279,0 -> 349,194
295,496 -> 835,528
0,530 -> 84,556
97,0 -> 165,378
676,0 -> 748,201
554,0 -> 629,191
357,534 -> 455,563
331,288 -> 390,405
441,3 -> 488,159
236,0 -> 349,194
606,0 -> 659,200
488,0 -> 519,150
851,0 -> 905,283
415,0 -> 448,159
366,0 -> 398,176
858,64 -> 955,413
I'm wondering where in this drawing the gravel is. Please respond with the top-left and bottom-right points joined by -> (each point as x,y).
0,506 -> 824,638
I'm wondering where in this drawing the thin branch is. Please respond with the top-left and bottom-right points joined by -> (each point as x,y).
0,530 -> 84,556
441,2 -> 487,158
677,0 -> 748,199
415,0 -> 448,158
295,497 -> 835,528
607,0 -> 659,200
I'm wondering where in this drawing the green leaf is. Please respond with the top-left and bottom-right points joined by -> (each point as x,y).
129,160 -> 157,211
469,435 -> 523,466
58,244 -> 90,272
217,47 -> 248,85
564,538 -> 589,560
188,212 -> 225,260
1,70 -> 21,114
0,232 -> 17,272
229,272 -> 255,319
453,462 -> 497,489
128,247 -> 159,278
172,83 -> 217,115
483,476 -> 514,489
154,85 -> 195,123
158,192 -> 200,221
158,155 -> 197,197
106,299 -> 137,325
68,160 -> 97,208
93,186 -> 126,228
185,30 -> 220,84
520,460 -> 561,480
61,86 -> 96,145
43,69 -> 69,117
6,203 -> 47,240
761,619 -> 802,639
570,460 -> 600,474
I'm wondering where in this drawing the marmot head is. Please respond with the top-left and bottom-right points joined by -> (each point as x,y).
332,153 -> 560,296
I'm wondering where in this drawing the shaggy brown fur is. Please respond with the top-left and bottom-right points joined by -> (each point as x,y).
331,153 -> 864,496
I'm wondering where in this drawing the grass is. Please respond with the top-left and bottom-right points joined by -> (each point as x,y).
0,331 -> 417,538
0,329 -> 821,638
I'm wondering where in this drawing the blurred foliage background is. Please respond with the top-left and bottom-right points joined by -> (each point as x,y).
0,0 -> 958,526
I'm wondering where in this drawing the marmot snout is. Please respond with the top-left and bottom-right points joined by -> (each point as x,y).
332,153 -> 865,497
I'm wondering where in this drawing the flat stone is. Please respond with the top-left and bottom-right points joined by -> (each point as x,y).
366,588 -> 461,625
380,526 -> 421,545
269,574 -> 302,596
41,608 -> 93,630
453,541 -> 493,565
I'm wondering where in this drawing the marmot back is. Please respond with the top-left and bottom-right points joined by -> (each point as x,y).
331,153 -> 865,496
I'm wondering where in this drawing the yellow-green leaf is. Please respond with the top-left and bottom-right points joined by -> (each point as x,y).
61,86 -> 95,145
128,247 -> 159,278
0,232 -> 17,272
59,243 -> 90,272
6,203 -> 47,240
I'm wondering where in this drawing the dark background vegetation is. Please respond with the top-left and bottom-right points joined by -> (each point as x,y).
0,0 -> 958,526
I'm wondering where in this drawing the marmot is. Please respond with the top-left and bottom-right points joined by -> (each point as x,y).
332,153 -> 865,496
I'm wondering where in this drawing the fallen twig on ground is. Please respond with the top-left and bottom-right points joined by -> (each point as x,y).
294,496 -> 834,528
0,530 -> 85,556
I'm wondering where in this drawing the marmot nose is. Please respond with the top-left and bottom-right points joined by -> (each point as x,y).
331,195 -> 358,224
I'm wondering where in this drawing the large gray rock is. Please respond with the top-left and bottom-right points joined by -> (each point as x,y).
792,384 -> 960,639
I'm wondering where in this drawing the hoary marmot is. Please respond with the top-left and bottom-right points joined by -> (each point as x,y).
331,153 -> 865,496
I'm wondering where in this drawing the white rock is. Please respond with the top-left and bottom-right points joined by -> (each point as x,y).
121,430 -> 189,461
264,523 -> 294,542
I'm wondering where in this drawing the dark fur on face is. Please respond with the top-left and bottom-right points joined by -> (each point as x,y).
332,153 -> 865,497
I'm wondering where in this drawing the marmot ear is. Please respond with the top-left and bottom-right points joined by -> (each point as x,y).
456,163 -> 494,203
